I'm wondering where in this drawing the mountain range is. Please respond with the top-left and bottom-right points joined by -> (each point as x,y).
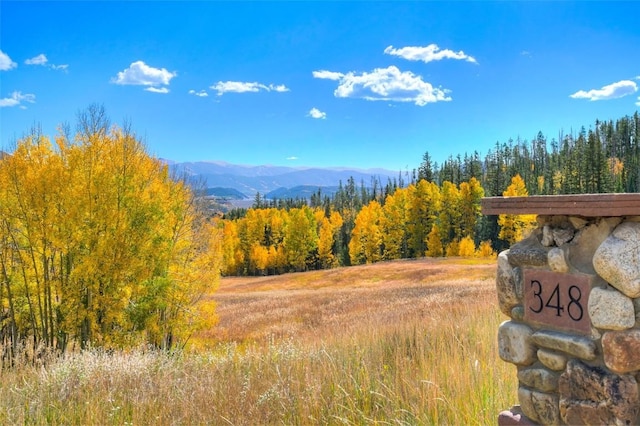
167,161 -> 397,199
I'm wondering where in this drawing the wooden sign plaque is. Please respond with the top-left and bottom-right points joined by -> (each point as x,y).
523,270 -> 592,335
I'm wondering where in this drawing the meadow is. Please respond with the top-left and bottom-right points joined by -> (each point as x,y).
0,257 -> 517,425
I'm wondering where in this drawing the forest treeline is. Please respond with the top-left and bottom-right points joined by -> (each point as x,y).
220,111 -> 639,275
423,112 -> 640,196
218,175 -> 535,276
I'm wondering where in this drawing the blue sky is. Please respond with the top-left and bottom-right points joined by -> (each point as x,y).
1,1 -> 639,171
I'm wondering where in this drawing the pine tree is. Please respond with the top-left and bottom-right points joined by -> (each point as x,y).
418,151 -> 434,182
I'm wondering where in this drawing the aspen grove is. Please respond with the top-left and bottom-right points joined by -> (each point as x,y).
0,109 -> 221,362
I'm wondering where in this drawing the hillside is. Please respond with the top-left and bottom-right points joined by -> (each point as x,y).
200,257 -> 497,343
2,256 -> 513,426
265,184 -> 340,200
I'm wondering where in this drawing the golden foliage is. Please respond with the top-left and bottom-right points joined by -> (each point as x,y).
458,236 -> 476,257
0,117 -> 221,352
219,177 -> 488,274
349,201 -> 383,264
498,174 -> 537,244
425,224 -> 444,257
317,211 -> 343,269
445,239 -> 460,257
477,240 -> 496,258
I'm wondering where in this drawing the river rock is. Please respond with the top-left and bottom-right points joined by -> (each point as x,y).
537,348 -> 567,371
531,330 -> 597,360
593,221 -> 640,298
587,287 -> 635,330
509,236 -> 548,267
497,250 -> 520,316
547,247 -> 569,273
518,367 -> 559,392
602,329 -> 640,373
498,321 -> 536,366
568,217 -> 621,275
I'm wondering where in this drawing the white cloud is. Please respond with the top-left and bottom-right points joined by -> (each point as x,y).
0,50 -> 17,71
189,89 -> 208,97
0,91 -> 36,108
636,96 -> 640,107
145,87 -> 169,94
25,53 -> 48,65
286,156 -> 299,161
212,81 -> 290,96
312,70 -> 344,80
213,81 -> 261,94
384,44 -> 477,64
112,61 -> 176,88
269,84 -> 290,93
570,80 -> 638,101
313,65 -> 451,106
308,107 -> 326,119
24,54 -> 69,71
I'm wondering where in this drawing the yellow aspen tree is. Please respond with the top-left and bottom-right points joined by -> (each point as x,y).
498,174 -> 537,244
381,187 -> 409,260
317,216 -> 335,268
0,132 -> 76,351
220,220 -> 243,275
270,245 -> 287,274
250,242 -> 269,274
313,209 -> 326,228
266,246 -> 279,273
267,208 -> 285,248
425,224 -> 444,257
458,236 -> 476,257
407,180 -> 441,258
316,210 -> 342,269
458,177 -> 484,240
158,217 -> 222,350
241,209 -> 269,275
349,201 -> 383,264
446,239 -> 460,257
477,240 -> 496,258
0,107 -> 223,352
284,206 -> 318,272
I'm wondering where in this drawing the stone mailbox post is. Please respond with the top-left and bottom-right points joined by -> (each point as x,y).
482,194 -> 640,425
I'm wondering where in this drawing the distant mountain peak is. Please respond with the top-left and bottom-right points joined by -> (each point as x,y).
167,160 -> 396,197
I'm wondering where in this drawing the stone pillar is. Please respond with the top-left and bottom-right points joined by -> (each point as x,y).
482,194 -> 640,426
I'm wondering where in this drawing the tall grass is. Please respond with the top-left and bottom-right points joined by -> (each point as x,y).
0,291 -> 515,425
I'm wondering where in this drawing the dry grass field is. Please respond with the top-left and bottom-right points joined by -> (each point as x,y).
203,257 -> 498,344
0,257 -> 517,425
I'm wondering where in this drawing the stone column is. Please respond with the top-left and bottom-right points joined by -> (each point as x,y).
482,194 -> 640,426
